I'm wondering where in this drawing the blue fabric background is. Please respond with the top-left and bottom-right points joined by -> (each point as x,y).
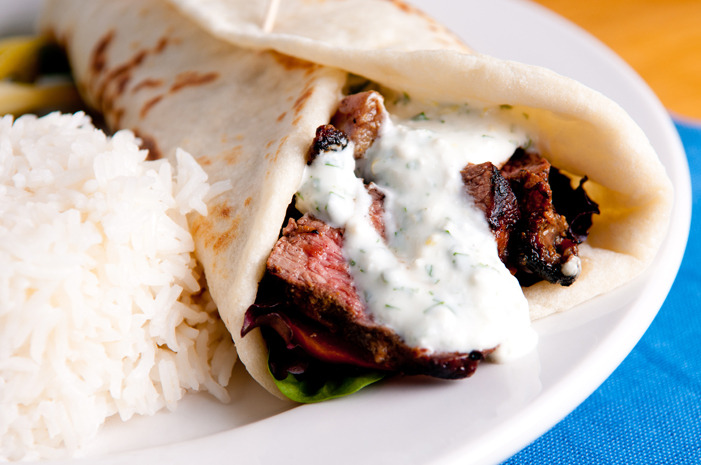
504,120 -> 701,464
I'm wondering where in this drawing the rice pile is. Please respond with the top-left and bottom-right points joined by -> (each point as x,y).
0,112 -> 236,461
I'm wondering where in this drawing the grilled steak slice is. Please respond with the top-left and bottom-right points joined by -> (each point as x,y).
330,90 -> 387,158
500,149 -> 580,286
267,215 -> 366,332
255,213 -> 485,378
461,162 -> 520,264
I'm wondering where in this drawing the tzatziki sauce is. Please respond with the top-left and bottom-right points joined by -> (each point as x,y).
295,98 -> 538,362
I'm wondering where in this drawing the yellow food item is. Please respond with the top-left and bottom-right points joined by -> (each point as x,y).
0,36 -> 46,81
0,36 -> 80,115
0,81 -> 79,115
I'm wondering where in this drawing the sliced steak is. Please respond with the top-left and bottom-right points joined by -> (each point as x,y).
461,162 -> 520,264
500,149 -> 580,286
253,213 -> 485,378
331,90 -> 387,158
266,215 -> 364,326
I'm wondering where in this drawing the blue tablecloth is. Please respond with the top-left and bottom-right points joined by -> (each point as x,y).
504,120 -> 701,464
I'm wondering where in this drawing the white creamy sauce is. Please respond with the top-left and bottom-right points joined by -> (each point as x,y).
295,100 -> 538,362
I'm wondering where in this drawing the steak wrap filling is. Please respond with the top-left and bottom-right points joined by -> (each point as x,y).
243,91 -> 600,393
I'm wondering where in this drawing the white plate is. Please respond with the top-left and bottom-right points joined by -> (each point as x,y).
5,0 -> 691,464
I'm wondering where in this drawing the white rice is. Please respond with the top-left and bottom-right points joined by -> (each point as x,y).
0,112 -> 236,461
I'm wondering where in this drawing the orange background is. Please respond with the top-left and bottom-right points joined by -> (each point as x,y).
533,0 -> 701,120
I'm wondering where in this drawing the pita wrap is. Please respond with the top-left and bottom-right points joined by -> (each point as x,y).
41,0 -> 673,400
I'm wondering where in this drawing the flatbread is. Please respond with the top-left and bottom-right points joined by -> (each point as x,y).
41,0 -> 674,399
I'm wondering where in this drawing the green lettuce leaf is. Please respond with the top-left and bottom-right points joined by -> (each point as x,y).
272,368 -> 385,403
